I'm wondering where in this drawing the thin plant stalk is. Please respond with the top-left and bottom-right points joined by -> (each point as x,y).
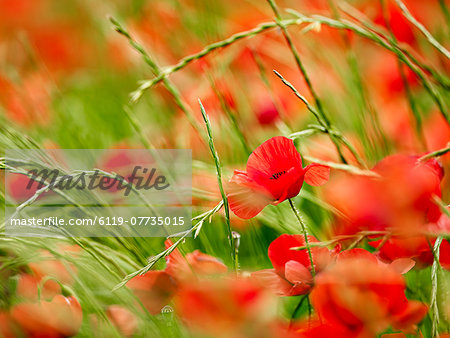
328,0 -> 390,159
199,99 -> 237,271
379,0 -> 427,150
273,70 -> 366,167
288,199 -> 316,277
394,0 -> 450,60
431,237 -> 443,337
110,17 -> 205,141
266,0 -> 349,164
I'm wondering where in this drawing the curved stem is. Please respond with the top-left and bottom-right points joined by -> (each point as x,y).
288,199 -> 316,277
289,294 -> 308,328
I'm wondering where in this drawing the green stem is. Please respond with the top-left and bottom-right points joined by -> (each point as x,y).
273,70 -> 365,167
206,72 -> 251,155
110,17 -> 205,139
289,294 -> 308,328
289,9 -> 450,125
288,199 -> 316,277
431,236 -> 443,337
379,0 -> 427,151
394,0 -> 450,60
439,0 -> 450,27
199,100 -> 237,271
329,0 -> 390,159
419,144 -> 450,162
266,0 -> 348,164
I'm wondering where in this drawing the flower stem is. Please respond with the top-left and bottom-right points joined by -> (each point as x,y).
199,100 -> 238,272
431,236 -> 443,338
288,199 -> 316,277
267,0 -> 349,164
289,294 -> 308,329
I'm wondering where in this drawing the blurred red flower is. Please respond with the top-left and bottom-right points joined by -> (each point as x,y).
252,234 -> 332,296
165,239 -> 228,280
373,0 -> 416,45
107,305 -> 138,337
228,136 -> 330,219
126,241 -> 227,315
174,277 -> 279,337
0,311 -> 18,338
256,100 -> 280,126
326,154 -> 445,265
310,257 -> 428,336
11,295 -> 82,338
127,270 -> 176,315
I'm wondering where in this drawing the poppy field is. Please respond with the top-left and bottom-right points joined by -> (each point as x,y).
0,0 -> 450,337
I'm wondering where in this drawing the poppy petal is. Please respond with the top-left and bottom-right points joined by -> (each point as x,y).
251,269 -> 293,296
247,136 -> 302,178
284,260 -> 313,286
389,258 -> 415,274
227,170 -> 272,219
337,248 -> 378,263
246,136 -> 304,200
304,164 -> 330,186
268,234 -> 315,276
439,239 -> 450,270
392,300 -> 428,332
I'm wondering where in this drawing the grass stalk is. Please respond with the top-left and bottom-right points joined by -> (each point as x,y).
288,199 -> 316,277
394,0 -> 450,60
199,100 -> 237,271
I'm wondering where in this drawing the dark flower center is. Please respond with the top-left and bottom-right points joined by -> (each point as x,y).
270,171 -> 286,180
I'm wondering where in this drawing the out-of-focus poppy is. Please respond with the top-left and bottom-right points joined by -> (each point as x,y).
0,0 -> 43,32
310,257 -> 428,336
256,100 -> 280,126
29,23 -> 89,75
0,311 -> 18,338
373,0 -> 416,45
28,251 -> 77,287
327,154 -> 446,267
6,173 -> 40,203
11,294 -> 82,338
16,273 -> 61,301
174,277 -> 278,337
228,136 -> 330,219
252,234 -> 331,296
107,305 -> 138,337
165,239 -> 228,280
327,154 -> 443,235
0,73 -> 52,127
295,316 -> 359,338
127,270 -> 176,315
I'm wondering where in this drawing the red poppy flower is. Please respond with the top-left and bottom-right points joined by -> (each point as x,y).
0,311 -> 17,338
370,235 -> 450,271
256,100 -> 280,125
252,234 -> 332,296
310,257 -> 428,336
294,316 -> 360,338
174,277 -> 278,337
228,136 -> 330,219
11,295 -> 83,338
165,239 -> 228,280
107,305 -> 138,337
327,154 -> 444,242
337,248 -> 415,275
127,270 -> 176,315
